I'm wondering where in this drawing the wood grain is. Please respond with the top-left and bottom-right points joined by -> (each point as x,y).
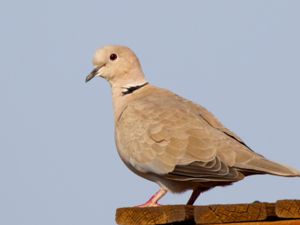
116,205 -> 193,225
115,200 -> 300,225
208,220 -> 300,225
276,200 -> 300,218
194,202 -> 268,224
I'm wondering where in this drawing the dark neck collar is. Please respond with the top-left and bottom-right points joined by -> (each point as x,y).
122,82 -> 149,96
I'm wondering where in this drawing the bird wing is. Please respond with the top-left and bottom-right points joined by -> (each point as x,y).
116,86 -> 299,181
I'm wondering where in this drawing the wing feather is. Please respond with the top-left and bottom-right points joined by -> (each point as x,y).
116,86 -> 299,183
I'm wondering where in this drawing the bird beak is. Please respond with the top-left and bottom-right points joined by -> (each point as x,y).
85,67 -> 101,83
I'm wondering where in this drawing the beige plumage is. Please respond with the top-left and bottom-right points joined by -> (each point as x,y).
86,45 -> 300,207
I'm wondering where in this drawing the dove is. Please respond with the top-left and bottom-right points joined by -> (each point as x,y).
86,45 -> 300,207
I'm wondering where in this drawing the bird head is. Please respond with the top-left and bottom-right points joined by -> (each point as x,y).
86,45 -> 146,88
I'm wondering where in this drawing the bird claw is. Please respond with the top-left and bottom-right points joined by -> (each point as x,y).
135,189 -> 167,207
136,201 -> 161,207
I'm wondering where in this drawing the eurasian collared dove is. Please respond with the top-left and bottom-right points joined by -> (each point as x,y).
86,45 -> 300,207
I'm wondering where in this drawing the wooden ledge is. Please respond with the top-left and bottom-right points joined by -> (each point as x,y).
116,199 -> 300,225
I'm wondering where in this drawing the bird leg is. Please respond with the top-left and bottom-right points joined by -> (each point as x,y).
187,188 -> 202,205
137,188 -> 167,207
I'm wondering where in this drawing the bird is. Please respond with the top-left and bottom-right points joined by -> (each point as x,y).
86,45 -> 300,207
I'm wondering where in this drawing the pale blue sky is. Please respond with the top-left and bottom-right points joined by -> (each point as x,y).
1,1 -> 300,225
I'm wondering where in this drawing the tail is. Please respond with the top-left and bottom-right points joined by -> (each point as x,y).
235,156 -> 300,177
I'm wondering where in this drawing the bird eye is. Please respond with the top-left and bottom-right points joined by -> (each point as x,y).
110,53 -> 117,61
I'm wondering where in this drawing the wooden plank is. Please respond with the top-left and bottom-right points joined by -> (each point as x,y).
115,200 -> 300,225
194,202 -> 269,224
206,219 -> 300,225
115,205 -> 194,225
276,200 -> 300,218
265,203 -> 277,218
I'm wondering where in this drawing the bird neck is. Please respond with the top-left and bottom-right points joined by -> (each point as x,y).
111,74 -> 148,122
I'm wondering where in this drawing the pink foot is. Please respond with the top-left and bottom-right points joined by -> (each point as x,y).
135,188 -> 167,207
136,194 -> 162,207
137,201 -> 161,207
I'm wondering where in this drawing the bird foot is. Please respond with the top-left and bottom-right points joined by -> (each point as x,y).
136,188 -> 167,207
136,194 -> 162,207
136,201 -> 161,207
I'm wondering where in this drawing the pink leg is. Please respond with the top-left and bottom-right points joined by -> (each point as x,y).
137,188 -> 167,207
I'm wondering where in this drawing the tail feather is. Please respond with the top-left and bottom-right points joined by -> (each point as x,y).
235,156 -> 300,177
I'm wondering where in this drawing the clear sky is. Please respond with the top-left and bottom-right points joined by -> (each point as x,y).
1,1 -> 300,225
